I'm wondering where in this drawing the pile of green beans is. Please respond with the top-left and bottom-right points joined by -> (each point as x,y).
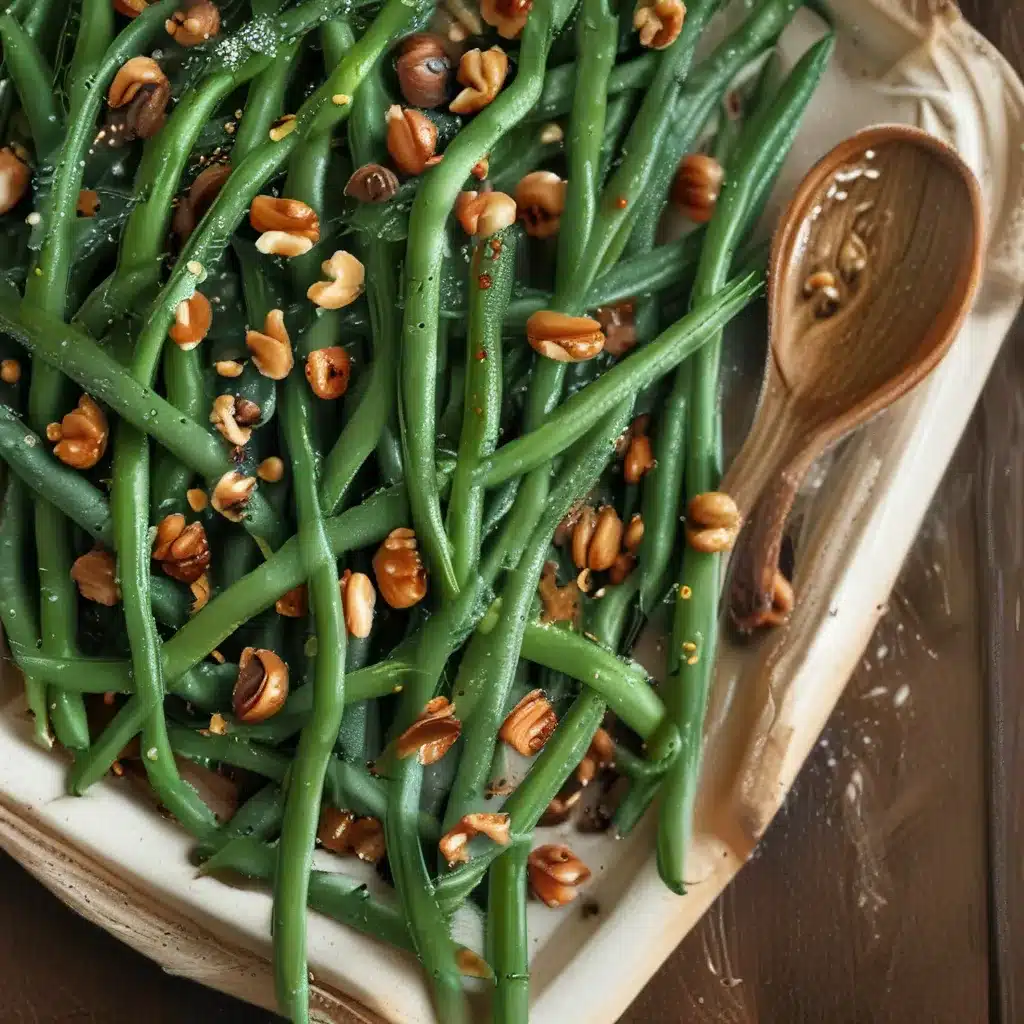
0,1 -> 833,1020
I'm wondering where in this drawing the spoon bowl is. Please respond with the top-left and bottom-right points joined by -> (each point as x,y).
722,125 -> 984,631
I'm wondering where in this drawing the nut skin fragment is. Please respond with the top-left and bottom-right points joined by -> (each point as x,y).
275,584 -> 308,618
395,696 -> 461,765
345,163 -> 400,204
210,394 -> 253,447
481,0 -> 532,38
317,807 -> 386,863
538,561 -> 580,625
0,148 -> 28,215
211,470 -> 256,522
526,310 -> 605,362
624,415 -> 655,484
307,251 -> 365,310
305,347 -> 352,400
514,171 -> 567,239
372,527 -> 428,609
455,190 -> 517,237
169,291 -> 212,351
633,0 -> 686,49
173,163 -> 231,243
249,195 -> 320,242
340,570 -> 376,639
528,844 -> 592,907
671,153 -> 723,223
396,34 -> 452,109
246,308 -> 294,380
685,491 -> 741,553
449,46 -> 509,115
189,573 -> 211,614
71,549 -> 120,606
165,1 -> 221,46
500,689 -> 557,756
386,105 -> 438,176
50,394 -> 109,470
439,812 -> 511,866
588,506 -> 623,572
152,513 -> 211,583
106,57 -> 171,141
232,647 -> 289,724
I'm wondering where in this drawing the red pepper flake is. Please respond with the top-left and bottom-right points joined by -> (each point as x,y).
615,196 -> 628,209
478,273 -> 492,290
475,348 -> 487,361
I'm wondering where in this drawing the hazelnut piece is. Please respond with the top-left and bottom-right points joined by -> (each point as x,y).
670,153 -> 724,224
386,105 -> 438,176
449,47 -> 509,116
246,308 -> 294,381
50,394 -> 109,470
232,647 -> 289,723
395,696 -> 461,764
305,347 -> 352,400
345,163 -> 400,204
372,527 -> 428,609
500,689 -> 557,756
307,251 -> 365,310
396,34 -> 451,109
168,291 -> 212,351
526,310 -> 605,362
685,491 -> 741,553
152,513 -> 211,583
514,171 -> 567,239
71,549 -> 120,606
528,844 -> 591,907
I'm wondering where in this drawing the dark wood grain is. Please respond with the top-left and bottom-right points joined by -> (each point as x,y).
0,4 -> 1020,1024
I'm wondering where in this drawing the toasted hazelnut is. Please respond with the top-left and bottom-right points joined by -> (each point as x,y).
0,359 -> 21,384
386,105 -> 438,176
173,163 -> 231,242
576,728 -> 615,786
269,114 -> 297,142
189,573 -> 211,614
307,251 -> 365,310
233,647 -> 288,723
165,1 -> 221,46
500,689 -> 557,756
341,570 -> 375,639
114,0 -> 149,14
396,34 -> 451,109
526,310 -> 605,363
608,552 -> 637,585
233,397 -> 261,427
633,0 -> 686,49
623,513 -> 644,554
455,190 -> 517,237
685,491 -> 741,553
256,231 -> 314,258
245,308 -> 294,380
211,470 -> 256,522
373,527 -> 428,609
456,949 -> 492,980
439,812 -> 511,866
539,787 -> 583,826
257,456 -> 284,482
624,419 -> 655,484
305,347 -> 352,400
450,47 -> 509,115
318,807 -> 386,863
395,696 -> 461,764
345,163 -> 400,204
671,153 -> 723,223
186,488 -> 208,511
77,190 -> 100,218
249,195 -> 320,242
50,394 -> 108,470
210,394 -> 252,447
571,506 -> 596,570
588,506 -> 623,572
481,0 -> 531,38
275,584 -> 308,618
595,301 -> 637,358
71,548 -> 120,606
169,291 -> 212,351
528,844 -> 591,907
152,513 -> 211,583
215,360 -> 244,378
514,171 -> 566,239
107,57 -> 170,141
538,561 -> 580,625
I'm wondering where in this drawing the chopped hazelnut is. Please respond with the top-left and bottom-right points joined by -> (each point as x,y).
255,230 -> 314,258
623,513 -> 644,554
372,527 -> 428,609
0,359 -> 21,384
386,105 -> 438,176
537,561 -> 580,625
186,488 -> 208,512
71,549 -> 120,606
77,190 -> 100,217
168,291 -> 212,351
528,844 -> 591,907
670,153 -> 723,224
340,570 -> 376,639
395,696 -> 461,764
173,163 -> 231,243
307,251 -> 365,310
214,360 -> 244,378
455,190 -> 517,237
439,812 -> 511,866
344,163 -> 400,204
210,394 -> 253,447
450,46 -> 509,116
526,310 -> 605,362
318,807 -> 386,863
48,394 -> 109,470
500,689 -> 557,756
480,0 -> 532,38
514,171 -> 566,238
305,347 -> 352,400
246,308 -> 294,380
257,456 -> 284,483
232,647 -> 289,723
106,56 -> 170,141
275,584 -> 308,618
595,302 -> 637,358
633,0 -> 686,49
189,573 -> 211,614
165,1 -> 221,47
211,470 -> 256,522
0,148 -> 27,215
152,513 -> 211,583
396,34 -> 452,109
114,0 -> 149,14
623,415 -> 655,484
685,491 -> 741,553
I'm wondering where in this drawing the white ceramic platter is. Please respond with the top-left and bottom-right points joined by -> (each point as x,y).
1,1 -> 1022,1021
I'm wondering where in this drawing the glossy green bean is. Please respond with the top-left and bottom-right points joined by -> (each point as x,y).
487,837 -> 531,1024
529,52 -> 656,122
0,15 -> 62,156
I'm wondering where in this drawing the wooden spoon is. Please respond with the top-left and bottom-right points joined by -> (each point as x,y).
722,125 -> 983,632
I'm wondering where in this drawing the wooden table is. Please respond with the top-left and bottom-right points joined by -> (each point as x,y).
1,1 -> 1019,1020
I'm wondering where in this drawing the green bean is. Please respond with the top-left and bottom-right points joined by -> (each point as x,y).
476,271 -> 763,488
488,121 -> 563,194
219,782 -> 284,842
447,227 -> 517,588
0,479 -> 50,748
169,725 -> 292,782
445,403 -> 632,835
0,15 -> 62,157
657,35 -> 834,894
0,297 -> 285,547
487,837 -> 531,1024
529,52 -> 657,122
399,0 -> 570,601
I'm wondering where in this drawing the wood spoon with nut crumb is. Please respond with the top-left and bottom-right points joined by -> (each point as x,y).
723,125 -> 983,632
